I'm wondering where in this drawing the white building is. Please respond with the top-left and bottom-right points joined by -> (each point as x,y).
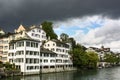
6,24 -> 74,75
8,37 -> 41,75
0,33 -> 13,62
43,39 -> 73,70
86,46 -> 112,68
13,24 -> 46,42
0,24 -> 47,63
8,38 -> 73,75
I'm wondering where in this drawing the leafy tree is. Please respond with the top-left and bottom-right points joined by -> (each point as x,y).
70,43 -> 99,69
0,61 -> 4,68
68,37 -> 76,49
4,62 -> 12,69
104,53 -> 119,65
41,21 -> 58,39
70,44 -> 87,67
86,51 -> 99,68
60,33 -> 69,42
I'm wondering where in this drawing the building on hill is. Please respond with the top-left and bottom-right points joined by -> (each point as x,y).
86,46 -> 112,68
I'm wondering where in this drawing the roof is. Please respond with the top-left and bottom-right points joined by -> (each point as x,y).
16,24 -> 43,32
9,34 -> 40,44
89,46 -> 110,52
40,47 -> 56,54
50,39 -> 69,48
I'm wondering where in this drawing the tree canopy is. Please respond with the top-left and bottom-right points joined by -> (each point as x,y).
60,33 -> 69,42
41,21 -> 58,40
69,43 -> 99,69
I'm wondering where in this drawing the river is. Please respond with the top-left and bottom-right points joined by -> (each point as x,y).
1,67 -> 120,80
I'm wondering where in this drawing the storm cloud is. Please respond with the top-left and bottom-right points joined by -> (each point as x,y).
0,0 -> 120,32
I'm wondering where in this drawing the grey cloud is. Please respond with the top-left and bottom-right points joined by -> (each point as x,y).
0,0 -> 120,32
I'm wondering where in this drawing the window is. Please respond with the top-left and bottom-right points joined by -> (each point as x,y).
26,41 -> 30,47
39,30 -> 41,33
0,46 -> 3,49
3,51 -> 7,54
34,59 -> 39,63
16,51 -> 24,55
35,43 -> 38,48
40,59 -> 42,62
44,59 -> 48,63
50,59 -> 55,63
32,30 -> 35,32
3,40 -> 8,44
50,66 -> 55,68
0,40 -> 3,44
48,44 -> 50,46
17,41 -> 24,47
9,44 -> 14,50
30,51 -> 33,55
15,58 -> 23,63
32,33 -> 34,36
4,46 -> 8,49
31,42 -> 34,47
44,53 -> 49,57
26,51 -> 29,55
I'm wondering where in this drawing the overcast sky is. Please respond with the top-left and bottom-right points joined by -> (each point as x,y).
0,0 -> 120,52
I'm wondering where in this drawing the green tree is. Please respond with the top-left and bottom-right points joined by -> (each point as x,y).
86,51 -> 99,68
104,53 -> 119,65
70,44 -> 87,68
0,61 -> 4,68
60,33 -> 69,42
4,62 -> 12,70
41,21 -> 58,39
70,44 -> 99,69
68,37 -> 76,49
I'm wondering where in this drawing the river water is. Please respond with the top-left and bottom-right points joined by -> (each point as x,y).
1,67 -> 120,80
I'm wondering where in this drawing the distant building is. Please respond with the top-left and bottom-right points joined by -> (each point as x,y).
86,46 -> 112,68
87,46 -> 111,61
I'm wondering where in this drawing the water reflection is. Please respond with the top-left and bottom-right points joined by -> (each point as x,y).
2,67 -> 120,80
20,72 -> 74,80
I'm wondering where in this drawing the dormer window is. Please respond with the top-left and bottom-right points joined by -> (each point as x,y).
32,30 -> 35,32
32,33 -> 34,36
48,44 -> 50,46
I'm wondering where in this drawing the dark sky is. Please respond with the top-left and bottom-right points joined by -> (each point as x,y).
0,0 -> 120,32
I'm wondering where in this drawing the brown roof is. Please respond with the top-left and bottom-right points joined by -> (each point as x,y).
40,47 -> 56,54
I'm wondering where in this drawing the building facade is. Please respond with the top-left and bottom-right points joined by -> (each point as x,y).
0,24 -> 47,62
8,38 -> 41,75
0,36 -> 10,62
43,40 -> 73,69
